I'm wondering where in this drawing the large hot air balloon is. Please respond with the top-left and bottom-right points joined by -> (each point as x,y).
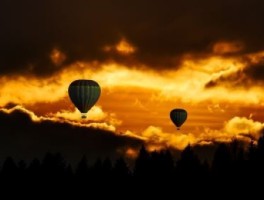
170,108 -> 187,130
68,79 -> 101,118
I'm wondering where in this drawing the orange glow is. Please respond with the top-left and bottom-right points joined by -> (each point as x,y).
103,38 -> 136,55
213,41 -> 244,54
50,48 -> 66,66
125,148 -> 138,158
116,39 -> 135,54
1,50 -> 264,150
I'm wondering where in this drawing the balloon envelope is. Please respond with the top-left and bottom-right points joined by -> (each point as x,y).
170,109 -> 187,130
68,79 -> 101,118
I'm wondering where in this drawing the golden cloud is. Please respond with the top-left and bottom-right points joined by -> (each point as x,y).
54,106 -> 107,121
198,116 -> 264,144
50,106 -> 122,131
1,105 -> 41,122
224,116 -> 263,139
0,105 -> 118,132
1,106 -> 263,151
122,115 -> 264,150
124,126 -> 196,150
103,38 -> 136,55
2,51 -> 264,107
116,39 -> 136,55
1,50 -> 264,150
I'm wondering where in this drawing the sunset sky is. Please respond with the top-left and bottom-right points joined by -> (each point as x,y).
1,0 -> 264,159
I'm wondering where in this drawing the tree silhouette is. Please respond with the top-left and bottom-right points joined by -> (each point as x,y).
113,157 -> 131,179
75,155 -> 89,180
41,152 -> 66,186
27,158 -> 41,179
1,135 -> 264,193
134,145 -> 151,179
102,158 -> 112,179
17,160 -> 26,180
1,157 -> 16,182
176,144 -> 202,187
212,143 -> 231,177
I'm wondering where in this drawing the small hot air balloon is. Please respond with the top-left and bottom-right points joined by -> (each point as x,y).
68,79 -> 101,118
170,108 -> 187,130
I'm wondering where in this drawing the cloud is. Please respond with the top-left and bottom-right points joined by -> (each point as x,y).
2,53 -> 264,109
54,106 -> 107,121
0,106 -> 143,164
224,116 -> 264,139
1,105 -> 41,122
205,51 -> 264,88
212,41 -> 244,55
122,116 -> 264,150
198,116 -> 264,144
1,0 -> 264,75
125,126 -> 197,150
2,57 -> 264,140
207,104 -> 226,113
243,61 -> 264,82
50,48 -> 66,66
1,105 -> 119,132
1,104 -> 263,161
103,38 -> 136,55
51,106 -> 122,132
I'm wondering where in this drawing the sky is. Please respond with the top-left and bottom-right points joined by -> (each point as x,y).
1,0 -> 264,160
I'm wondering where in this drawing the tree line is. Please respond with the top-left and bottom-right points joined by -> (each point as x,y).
1,134 -> 264,193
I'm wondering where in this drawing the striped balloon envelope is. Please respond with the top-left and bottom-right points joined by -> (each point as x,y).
68,79 -> 101,118
170,108 -> 187,130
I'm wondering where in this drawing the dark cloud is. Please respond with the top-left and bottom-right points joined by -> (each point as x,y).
0,107 -> 143,164
1,102 -> 18,109
244,62 -> 264,81
205,60 -> 264,88
1,0 -> 264,76
205,70 -> 246,88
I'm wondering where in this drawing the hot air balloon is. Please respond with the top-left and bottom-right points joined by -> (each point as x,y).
68,79 -> 101,118
170,108 -> 187,130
